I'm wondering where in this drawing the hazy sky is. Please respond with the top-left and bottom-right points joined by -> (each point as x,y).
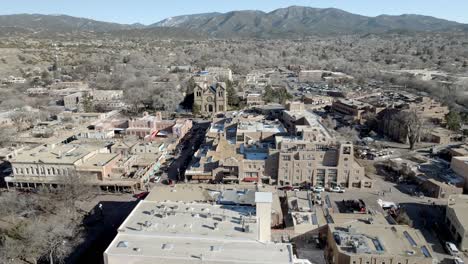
1,0 -> 467,25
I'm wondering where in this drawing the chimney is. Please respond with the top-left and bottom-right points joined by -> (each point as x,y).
255,192 -> 272,243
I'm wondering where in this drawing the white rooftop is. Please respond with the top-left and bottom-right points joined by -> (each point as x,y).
237,120 -> 286,133
255,192 -> 273,203
106,233 -> 294,264
104,199 -> 307,264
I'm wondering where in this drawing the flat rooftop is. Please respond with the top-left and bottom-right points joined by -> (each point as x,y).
79,153 -> 119,169
105,199 -> 300,264
287,191 -> 314,212
146,185 -> 216,202
237,120 -> 286,133
10,144 -> 103,164
335,98 -> 370,109
448,195 -> 468,227
106,233 -> 294,264
330,224 -> 434,259
119,200 -> 258,240
283,109 -> 332,139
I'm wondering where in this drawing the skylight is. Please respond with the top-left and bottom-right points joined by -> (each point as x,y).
116,241 -> 128,248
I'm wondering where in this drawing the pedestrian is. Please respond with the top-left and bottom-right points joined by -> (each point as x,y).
98,203 -> 103,217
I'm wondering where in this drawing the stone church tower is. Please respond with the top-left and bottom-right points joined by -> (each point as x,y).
193,81 -> 228,114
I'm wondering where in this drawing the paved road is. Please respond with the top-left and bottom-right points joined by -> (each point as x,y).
166,121 -> 210,182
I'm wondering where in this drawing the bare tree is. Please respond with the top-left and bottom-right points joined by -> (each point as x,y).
337,126 -> 360,143
0,174 -> 93,264
398,109 -> 424,150
0,126 -> 15,147
321,115 -> 337,130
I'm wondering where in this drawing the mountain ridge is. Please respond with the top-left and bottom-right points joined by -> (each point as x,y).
150,6 -> 465,38
0,6 -> 466,39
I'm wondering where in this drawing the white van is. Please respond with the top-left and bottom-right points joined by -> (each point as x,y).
445,242 -> 460,256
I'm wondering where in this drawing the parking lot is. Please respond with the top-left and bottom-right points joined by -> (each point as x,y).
322,173 -> 465,264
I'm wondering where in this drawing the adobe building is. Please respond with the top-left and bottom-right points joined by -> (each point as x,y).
5,143 -> 142,191
103,192 -> 312,264
325,223 -> 435,264
451,156 -> 468,189
331,99 -> 372,123
446,195 -> 468,250
205,67 -> 233,81
126,112 -> 175,139
277,102 -> 370,188
63,90 -> 124,111
246,93 -> 265,107
275,137 -> 369,189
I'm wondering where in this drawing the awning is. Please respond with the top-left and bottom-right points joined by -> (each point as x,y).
242,177 -> 259,182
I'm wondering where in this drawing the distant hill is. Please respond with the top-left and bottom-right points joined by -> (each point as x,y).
0,7 -> 466,39
151,6 -> 465,38
0,14 -> 141,34
105,27 -> 207,40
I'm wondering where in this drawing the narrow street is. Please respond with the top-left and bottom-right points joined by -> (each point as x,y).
166,120 -> 210,182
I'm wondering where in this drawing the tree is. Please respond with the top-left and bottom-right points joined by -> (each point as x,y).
262,85 -> 275,103
81,93 -> 95,113
41,70 -> 53,86
0,126 -> 15,147
276,87 -> 293,105
321,115 -> 337,130
337,127 -> 360,143
226,80 -> 240,107
192,103 -> 201,115
399,110 -> 424,150
185,78 -> 197,94
446,111 -> 462,131
395,208 -> 413,227
151,82 -> 184,112
0,189 -> 84,264
262,85 -> 292,105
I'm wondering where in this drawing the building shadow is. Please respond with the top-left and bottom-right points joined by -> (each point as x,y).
65,200 -> 138,264
397,202 -> 448,258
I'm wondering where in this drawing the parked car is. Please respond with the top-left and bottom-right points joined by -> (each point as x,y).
133,191 -> 149,200
454,257 -> 465,264
329,186 -> 345,193
163,179 -> 174,185
445,242 -> 460,256
312,186 -> 325,193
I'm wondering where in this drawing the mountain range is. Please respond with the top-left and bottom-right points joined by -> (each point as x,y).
0,6 -> 466,39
